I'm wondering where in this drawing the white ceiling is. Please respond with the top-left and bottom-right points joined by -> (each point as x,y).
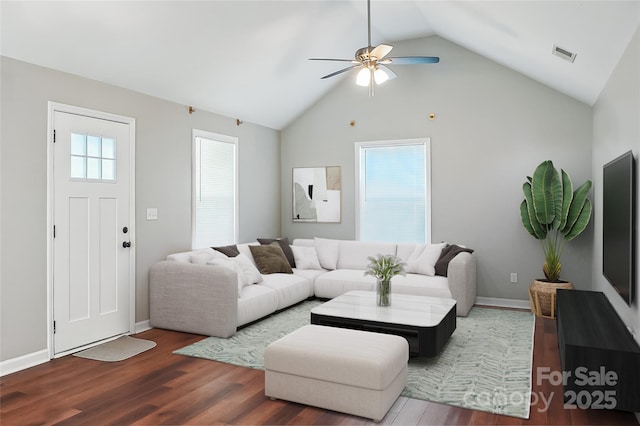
2,1 -> 639,130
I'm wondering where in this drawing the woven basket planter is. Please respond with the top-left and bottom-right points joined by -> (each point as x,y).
528,279 -> 574,319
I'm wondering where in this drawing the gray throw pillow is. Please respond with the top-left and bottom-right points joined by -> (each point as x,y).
249,244 -> 293,274
257,237 -> 296,268
211,244 -> 240,257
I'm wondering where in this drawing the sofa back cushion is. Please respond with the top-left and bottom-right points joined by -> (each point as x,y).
292,238 -> 315,247
337,241 -> 397,270
395,243 -> 418,262
314,237 -> 341,270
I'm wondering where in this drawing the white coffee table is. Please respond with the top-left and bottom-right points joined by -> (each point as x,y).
310,290 -> 456,357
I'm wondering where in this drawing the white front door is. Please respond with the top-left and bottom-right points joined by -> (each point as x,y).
52,108 -> 134,355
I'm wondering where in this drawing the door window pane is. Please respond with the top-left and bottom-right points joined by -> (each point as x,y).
71,156 -> 86,179
102,159 -> 115,180
71,134 -> 86,155
87,158 -> 101,179
87,135 -> 101,157
102,138 -> 115,159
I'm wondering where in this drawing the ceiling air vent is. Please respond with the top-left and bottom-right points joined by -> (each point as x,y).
552,44 -> 577,63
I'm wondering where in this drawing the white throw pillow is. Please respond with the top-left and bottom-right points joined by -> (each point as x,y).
231,253 -> 263,284
190,249 -> 226,265
290,245 -> 323,270
208,258 -> 246,297
405,243 -> 447,276
314,237 -> 340,270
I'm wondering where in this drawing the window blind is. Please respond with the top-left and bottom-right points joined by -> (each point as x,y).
359,142 -> 428,243
192,132 -> 237,249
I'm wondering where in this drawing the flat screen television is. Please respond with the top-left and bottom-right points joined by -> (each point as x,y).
602,150 -> 636,305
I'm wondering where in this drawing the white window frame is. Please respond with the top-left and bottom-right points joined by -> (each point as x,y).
354,138 -> 431,243
191,129 -> 239,249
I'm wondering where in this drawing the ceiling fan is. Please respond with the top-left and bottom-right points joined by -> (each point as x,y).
310,0 -> 439,95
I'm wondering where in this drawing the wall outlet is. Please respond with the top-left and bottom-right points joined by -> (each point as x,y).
510,272 -> 518,283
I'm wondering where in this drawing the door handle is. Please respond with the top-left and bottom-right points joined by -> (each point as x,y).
122,241 -> 131,248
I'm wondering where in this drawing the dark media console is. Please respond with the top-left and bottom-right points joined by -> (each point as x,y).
556,289 -> 640,412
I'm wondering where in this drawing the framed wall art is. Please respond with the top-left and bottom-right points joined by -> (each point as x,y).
292,166 -> 341,223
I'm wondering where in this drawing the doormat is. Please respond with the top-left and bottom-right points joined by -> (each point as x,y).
174,300 -> 535,419
73,336 -> 156,362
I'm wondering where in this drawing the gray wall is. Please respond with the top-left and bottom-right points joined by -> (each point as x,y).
0,56 -> 281,362
281,36 -> 594,302
592,27 -> 640,342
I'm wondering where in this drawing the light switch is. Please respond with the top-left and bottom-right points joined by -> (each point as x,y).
146,208 -> 158,220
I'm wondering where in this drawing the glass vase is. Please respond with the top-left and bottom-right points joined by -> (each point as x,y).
377,279 -> 391,307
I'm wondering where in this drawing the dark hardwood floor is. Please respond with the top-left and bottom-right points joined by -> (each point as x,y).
1,311 -> 638,425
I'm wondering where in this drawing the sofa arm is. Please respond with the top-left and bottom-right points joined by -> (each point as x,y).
149,260 -> 238,337
447,252 -> 477,317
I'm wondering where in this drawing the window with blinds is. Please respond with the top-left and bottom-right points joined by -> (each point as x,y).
355,139 -> 431,243
192,130 -> 238,249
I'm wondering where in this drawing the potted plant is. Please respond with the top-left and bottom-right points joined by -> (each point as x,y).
520,160 -> 592,317
365,254 -> 406,306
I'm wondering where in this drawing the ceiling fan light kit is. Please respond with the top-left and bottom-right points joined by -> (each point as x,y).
310,0 -> 439,95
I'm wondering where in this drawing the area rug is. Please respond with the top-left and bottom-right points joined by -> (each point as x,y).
73,336 -> 156,362
174,300 -> 534,419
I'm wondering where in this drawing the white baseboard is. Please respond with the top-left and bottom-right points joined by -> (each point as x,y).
476,297 -> 531,310
0,349 -> 49,377
135,320 -> 152,334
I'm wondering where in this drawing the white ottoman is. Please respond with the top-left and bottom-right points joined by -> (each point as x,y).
264,325 -> 408,421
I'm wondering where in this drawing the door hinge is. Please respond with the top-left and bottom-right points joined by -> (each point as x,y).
53,225 -> 56,238
53,321 -> 56,334
53,129 -> 56,143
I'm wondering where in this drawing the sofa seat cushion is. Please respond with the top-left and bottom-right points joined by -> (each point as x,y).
259,273 -> 312,310
314,269 -> 376,299
293,269 -> 327,297
337,241 -> 397,270
391,274 -> 452,299
237,285 -> 278,327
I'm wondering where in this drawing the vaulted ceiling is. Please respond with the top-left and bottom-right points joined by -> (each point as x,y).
2,1 -> 639,130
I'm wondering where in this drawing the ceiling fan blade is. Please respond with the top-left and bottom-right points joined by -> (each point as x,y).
320,65 -> 362,79
378,65 -> 397,80
380,56 -> 440,65
309,58 -> 359,63
369,44 -> 393,60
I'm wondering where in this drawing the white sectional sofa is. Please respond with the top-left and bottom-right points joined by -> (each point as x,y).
149,238 -> 476,338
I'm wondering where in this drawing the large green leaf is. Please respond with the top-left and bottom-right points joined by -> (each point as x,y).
559,169 -> 573,230
520,200 -> 537,238
564,199 -> 592,240
522,182 -> 546,239
532,161 -> 561,225
563,180 -> 592,233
